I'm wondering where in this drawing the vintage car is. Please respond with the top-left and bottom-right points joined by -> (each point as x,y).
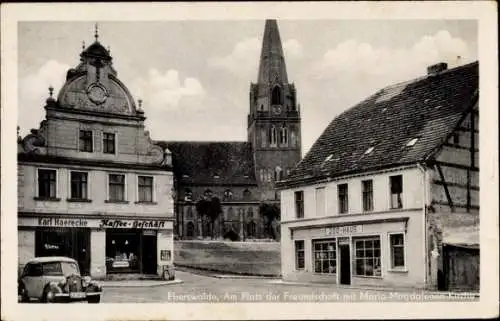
18,256 -> 102,303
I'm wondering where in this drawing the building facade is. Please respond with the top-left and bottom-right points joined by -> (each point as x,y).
277,62 -> 479,290
17,31 -> 175,278
156,19 -> 302,241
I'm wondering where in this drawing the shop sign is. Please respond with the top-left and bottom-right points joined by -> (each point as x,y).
38,217 -> 89,227
325,225 -> 363,236
99,219 -> 167,229
160,250 -> 171,261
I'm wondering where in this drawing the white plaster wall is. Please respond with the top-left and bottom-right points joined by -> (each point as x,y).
90,229 -> 106,278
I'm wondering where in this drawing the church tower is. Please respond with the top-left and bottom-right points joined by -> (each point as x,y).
248,19 -> 302,201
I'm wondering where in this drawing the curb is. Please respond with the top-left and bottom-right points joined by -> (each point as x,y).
175,265 -> 280,279
101,279 -> 184,288
268,280 -> 480,297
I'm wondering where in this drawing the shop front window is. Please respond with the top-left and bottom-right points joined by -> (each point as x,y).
106,230 -> 140,273
313,239 -> 337,274
354,237 -> 382,277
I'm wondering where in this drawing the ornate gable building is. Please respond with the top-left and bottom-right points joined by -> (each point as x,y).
17,29 -> 175,279
156,20 -> 303,240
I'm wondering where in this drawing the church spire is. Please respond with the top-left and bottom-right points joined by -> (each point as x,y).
257,19 -> 288,84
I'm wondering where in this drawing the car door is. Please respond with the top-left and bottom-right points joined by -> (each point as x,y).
22,263 -> 42,298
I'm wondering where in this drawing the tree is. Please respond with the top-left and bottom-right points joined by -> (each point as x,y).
195,196 -> 222,239
207,196 -> 222,239
259,203 -> 280,240
195,198 -> 210,237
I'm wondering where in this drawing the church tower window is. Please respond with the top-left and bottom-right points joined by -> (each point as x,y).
274,166 -> 283,182
270,126 -> 278,146
290,130 -> 297,147
261,129 -> 266,147
280,126 -> 288,146
271,86 -> 282,105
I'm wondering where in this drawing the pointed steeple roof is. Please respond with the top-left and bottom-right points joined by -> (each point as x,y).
257,19 -> 289,84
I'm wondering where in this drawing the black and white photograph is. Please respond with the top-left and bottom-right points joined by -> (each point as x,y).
1,2 -> 498,321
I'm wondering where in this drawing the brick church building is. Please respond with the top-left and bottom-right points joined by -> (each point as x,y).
156,20 -> 303,240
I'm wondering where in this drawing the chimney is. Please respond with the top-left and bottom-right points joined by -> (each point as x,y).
427,62 -> 448,75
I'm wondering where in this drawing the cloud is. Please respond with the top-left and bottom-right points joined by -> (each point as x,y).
209,37 -> 303,78
301,30 -> 472,155
131,69 -> 205,110
314,30 -> 470,85
283,39 -> 303,59
18,60 -> 70,135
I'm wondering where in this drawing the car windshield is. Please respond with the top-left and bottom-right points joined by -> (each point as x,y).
41,262 -> 62,276
61,261 -> 80,276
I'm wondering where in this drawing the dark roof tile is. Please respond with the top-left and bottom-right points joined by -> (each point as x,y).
154,141 -> 257,186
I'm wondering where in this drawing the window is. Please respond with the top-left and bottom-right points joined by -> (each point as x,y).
390,175 -> 403,209
79,130 -> 93,152
313,239 -> 336,274
354,237 -> 382,277
270,126 -> 278,146
138,176 -> 153,202
70,171 -> 88,199
362,180 -> 373,212
290,131 -> 297,147
280,126 -> 288,145
41,262 -> 63,276
186,206 -> 194,219
223,189 -> 233,201
186,222 -> 195,238
184,189 -> 193,201
108,174 -> 125,201
295,240 -> 305,270
38,169 -> 57,198
406,138 -> 419,147
338,184 -> 348,214
274,167 -> 282,182
315,187 -> 326,217
294,191 -> 304,218
247,221 -> 257,238
103,132 -> 116,154
390,233 -> 406,269
106,229 -> 141,273
261,129 -> 266,147
271,86 -> 282,105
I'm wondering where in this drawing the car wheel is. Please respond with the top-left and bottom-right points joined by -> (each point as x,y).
42,286 -> 56,303
88,295 -> 100,303
18,282 -> 29,303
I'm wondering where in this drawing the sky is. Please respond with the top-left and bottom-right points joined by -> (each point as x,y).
18,20 -> 478,155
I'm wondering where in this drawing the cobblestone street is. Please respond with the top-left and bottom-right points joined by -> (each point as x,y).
100,270 -> 478,303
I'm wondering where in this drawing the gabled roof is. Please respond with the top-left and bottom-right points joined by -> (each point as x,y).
279,61 -> 478,188
155,141 -> 257,186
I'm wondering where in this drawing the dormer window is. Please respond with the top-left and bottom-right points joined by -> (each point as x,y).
406,138 -> 419,147
103,132 -> 116,154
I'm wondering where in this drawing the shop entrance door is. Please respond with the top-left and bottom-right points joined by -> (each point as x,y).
142,233 -> 157,275
339,243 -> 351,285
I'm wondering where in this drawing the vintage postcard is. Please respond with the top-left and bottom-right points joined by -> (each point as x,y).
1,1 -> 498,320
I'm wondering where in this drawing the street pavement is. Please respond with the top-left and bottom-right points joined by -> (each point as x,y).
101,270 -> 479,303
